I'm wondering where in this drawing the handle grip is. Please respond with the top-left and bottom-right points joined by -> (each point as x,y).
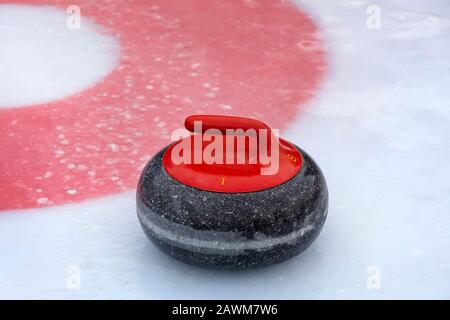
185,115 -> 271,134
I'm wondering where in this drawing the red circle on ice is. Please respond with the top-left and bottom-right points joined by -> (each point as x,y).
0,0 -> 326,210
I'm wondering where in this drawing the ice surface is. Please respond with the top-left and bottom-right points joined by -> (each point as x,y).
0,5 -> 119,107
0,0 -> 449,299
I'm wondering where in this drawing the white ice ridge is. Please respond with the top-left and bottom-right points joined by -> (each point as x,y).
0,5 -> 119,108
137,208 -> 318,253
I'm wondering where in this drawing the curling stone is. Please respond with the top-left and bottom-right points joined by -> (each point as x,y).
137,115 -> 328,270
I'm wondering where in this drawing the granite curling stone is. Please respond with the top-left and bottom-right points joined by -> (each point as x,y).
137,115 -> 328,270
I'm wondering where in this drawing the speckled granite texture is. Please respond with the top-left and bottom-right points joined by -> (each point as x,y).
137,146 -> 328,270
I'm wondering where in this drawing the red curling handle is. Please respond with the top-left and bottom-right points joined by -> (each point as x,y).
162,115 -> 303,193
185,115 -> 271,134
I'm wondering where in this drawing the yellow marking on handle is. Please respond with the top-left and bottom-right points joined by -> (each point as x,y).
287,154 -> 298,163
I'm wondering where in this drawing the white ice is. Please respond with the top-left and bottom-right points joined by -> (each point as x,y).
0,5 -> 119,107
0,0 -> 449,299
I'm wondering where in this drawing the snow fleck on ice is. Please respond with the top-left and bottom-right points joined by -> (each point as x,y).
67,163 -> 76,169
43,171 -> 53,178
36,197 -> 48,204
107,143 -> 120,152
219,104 -> 233,110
